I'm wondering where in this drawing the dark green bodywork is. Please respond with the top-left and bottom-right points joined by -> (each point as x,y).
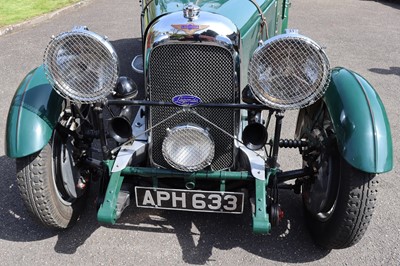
296,67 -> 393,174
324,68 -> 393,173
5,65 -> 64,158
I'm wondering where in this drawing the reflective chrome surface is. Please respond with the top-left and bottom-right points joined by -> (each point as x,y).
131,55 -> 144,74
145,11 -> 241,171
145,10 -> 239,54
183,3 -> 200,20
248,32 -> 330,110
43,28 -> 119,103
162,124 -> 215,172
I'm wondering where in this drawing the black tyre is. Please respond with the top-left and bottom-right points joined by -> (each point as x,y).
16,133 -> 88,229
300,103 -> 379,249
303,155 -> 378,249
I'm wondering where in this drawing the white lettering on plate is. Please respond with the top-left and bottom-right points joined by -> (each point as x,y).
142,190 -> 155,206
157,191 -> 171,206
208,194 -> 222,210
172,192 -> 186,208
223,195 -> 238,211
192,194 -> 206,209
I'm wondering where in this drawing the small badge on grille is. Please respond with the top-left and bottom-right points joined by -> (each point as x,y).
172,94 -> 202,107
171,23 -> 209,35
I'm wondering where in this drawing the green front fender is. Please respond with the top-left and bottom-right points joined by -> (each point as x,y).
5,65 -> 64,158
299,67 -> 393,174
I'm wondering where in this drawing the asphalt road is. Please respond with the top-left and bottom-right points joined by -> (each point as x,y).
0,0 -> 399,265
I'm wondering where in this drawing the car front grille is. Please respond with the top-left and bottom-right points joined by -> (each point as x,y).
148,44 -> 237,171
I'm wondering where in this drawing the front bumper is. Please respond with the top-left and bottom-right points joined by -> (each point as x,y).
97,160 -> 272,234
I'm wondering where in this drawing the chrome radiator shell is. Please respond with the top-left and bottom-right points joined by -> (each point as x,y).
144,11 -> 240,171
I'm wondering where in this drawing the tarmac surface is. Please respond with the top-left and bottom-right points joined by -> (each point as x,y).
0,0 -> 399,265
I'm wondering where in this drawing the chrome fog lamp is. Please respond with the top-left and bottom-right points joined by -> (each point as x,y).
43,27 -> 119,103
162,124 -> 215,172
248,32 -> 330,110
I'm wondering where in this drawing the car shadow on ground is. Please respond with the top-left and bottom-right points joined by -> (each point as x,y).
0,155 -> 57,242
362,0 -> 400,9
110,191 -> 330,264
0,154 -> 330,263
0,155 -> 101,254
369,66 -> 400,77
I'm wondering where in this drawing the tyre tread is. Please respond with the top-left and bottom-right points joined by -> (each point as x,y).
16,144 -> 80,229
307,162 -> 378,249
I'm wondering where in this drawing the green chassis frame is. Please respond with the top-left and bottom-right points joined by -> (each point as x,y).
97,160 -> 274,234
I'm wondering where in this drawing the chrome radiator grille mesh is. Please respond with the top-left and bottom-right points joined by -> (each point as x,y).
149,44 -> 237,171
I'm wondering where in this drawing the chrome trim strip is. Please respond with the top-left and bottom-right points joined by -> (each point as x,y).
112,141 -> 147,172
239,144 -> 266,180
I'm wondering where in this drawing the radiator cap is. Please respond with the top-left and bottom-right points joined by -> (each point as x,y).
183,3 -> 200,20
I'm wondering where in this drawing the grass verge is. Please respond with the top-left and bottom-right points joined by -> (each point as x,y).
0,0 -> 81,28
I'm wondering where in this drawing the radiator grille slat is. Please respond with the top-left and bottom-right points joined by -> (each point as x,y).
149,44 -> 237,170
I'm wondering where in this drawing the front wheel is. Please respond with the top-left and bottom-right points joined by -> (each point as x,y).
16,133 -> 88,229
300,103 -> 379,249
303,156 -> 378,249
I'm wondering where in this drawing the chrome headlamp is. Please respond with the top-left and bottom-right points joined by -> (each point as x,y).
248,32 -> 330,110
43,27 -> 119,103
162,124 -> 215,172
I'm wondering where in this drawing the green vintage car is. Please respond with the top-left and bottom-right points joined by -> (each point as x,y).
5,0 -> 393,249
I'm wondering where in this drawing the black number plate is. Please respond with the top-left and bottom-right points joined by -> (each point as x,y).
135,187 -> 244,214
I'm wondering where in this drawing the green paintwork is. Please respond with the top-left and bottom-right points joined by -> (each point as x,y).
97,161 -> 125,224
99,161 -> 271,233
281,0 -> 290,30
121,166 -> 252,180
323,67 -> 393,173
5,65 -> 64,158
252,177 -> 270,233
97,161 -> 253,224
142,0 -> 289,88
252,168 -> 277,234
239,0 -> 281,87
